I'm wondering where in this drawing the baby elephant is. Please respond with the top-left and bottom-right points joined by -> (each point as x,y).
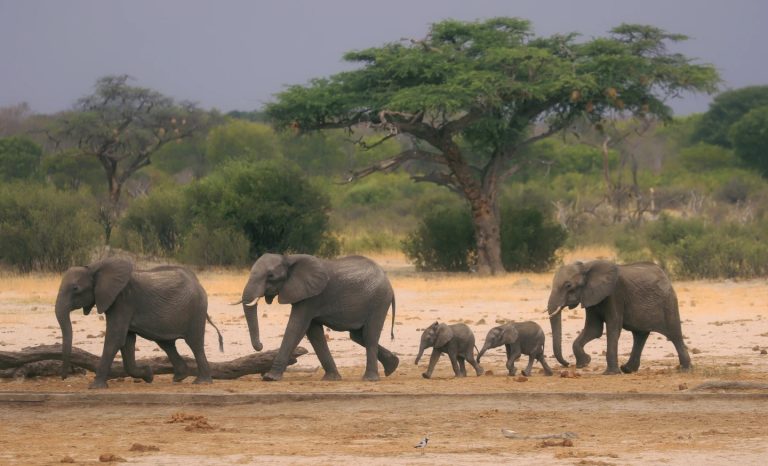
415,322 -> 484,379
478,321 -> 553,377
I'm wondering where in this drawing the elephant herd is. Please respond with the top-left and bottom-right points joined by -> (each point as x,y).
54,254 -> 692,389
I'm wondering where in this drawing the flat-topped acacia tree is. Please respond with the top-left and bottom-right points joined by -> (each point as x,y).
266,18 -> 719,274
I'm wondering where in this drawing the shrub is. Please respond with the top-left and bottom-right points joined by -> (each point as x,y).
0,183 -> 101,272
0,137 -> 43,181
616,214 -> 768,279
178,223 -> 251,266
116,187 -> 185,256
402,201 -> 567,272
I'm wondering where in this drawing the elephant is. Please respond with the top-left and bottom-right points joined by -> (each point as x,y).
477,321 -> 553,377
238,253 -> 399,382
55,258 -> 223,389
546,260 -> 691,375
415,322 -> 483,379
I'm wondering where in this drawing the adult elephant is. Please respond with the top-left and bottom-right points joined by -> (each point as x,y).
238,253 -> 398,382
546,260 -> 691,375
55,258 -> 222,389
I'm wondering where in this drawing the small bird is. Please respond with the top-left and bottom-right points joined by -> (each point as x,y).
414,433 -> 429,453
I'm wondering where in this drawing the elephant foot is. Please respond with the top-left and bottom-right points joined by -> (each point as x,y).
521,370 -> 531,377
575,354 -> 591,368
192,376 -> 213,385
620,363 -> 638,374
173,373 -> 189,383
141,368 -> 154,383
454,373 -> 466,378
422,372 -> 431,379
382,354 -> 400,376
262,371 -> 284,382
322,372 -> 342,381
543,370 -> 554,377
475,367 -> 484,376
602,367 -> 622,375
88,380 -> 108,389
362,371 -> 380,382
678,364 -> 693,373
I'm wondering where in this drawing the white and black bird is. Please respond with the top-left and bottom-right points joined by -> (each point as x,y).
414,433 -> 429,452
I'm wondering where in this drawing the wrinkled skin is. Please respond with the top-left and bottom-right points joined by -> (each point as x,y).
546,260 -> 691,375
241,254 -> 399,382
477,321 -> 553,377
415,322 -> 483,379
55,259 -> 222,389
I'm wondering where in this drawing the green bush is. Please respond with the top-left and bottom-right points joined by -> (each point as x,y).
183,159 -> 339,261
616,214 -> 768,279
0,183 -> 101,272
116,187 -> 185,256
402,201 -> 567,272
178,223 -> 251,266
0,137 -> 43,181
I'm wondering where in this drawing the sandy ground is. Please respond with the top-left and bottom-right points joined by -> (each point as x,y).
1,250 -> 767,465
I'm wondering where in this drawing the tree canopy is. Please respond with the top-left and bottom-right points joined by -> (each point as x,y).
692,85 -> 768,148
266,17 -> 720,274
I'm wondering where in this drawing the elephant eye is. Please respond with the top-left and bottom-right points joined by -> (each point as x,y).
564,282 -> 572,289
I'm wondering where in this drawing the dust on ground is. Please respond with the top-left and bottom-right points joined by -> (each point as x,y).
1,250 -> 767,464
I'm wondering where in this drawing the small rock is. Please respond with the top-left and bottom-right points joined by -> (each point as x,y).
484,370 -> 494,376
761,349 -> 767,355
476,318 -> 486,325
515,376 -> 528,382
99,453 -> 126,462
678,383 -> 688,391
60,456 -> 75,463
129,443 -> 160,452
752,345 -> 760,351
691,348 -> 702,354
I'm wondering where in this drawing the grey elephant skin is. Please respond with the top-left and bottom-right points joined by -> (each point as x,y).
55,258 -> 222,389
240,254 -> 399,382
477,321 -> 553,376
415,322 -> 483,379
547,260 -> 691,375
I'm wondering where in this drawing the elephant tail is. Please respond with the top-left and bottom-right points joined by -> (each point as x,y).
390,294 -> 396,341
206,314 -> 224,352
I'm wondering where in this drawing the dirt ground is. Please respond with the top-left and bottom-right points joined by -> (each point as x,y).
1,250 -> 767,465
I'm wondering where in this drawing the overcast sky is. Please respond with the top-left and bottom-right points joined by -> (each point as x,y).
1,0 -> 766,116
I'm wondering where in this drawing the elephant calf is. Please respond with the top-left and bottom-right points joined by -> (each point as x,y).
477,321 -> 553,377
415,322 -> 483,379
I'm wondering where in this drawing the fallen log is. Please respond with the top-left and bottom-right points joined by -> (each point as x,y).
0,344 -> 308,380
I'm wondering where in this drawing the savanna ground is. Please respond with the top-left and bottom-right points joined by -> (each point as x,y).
0,248 -> 767,465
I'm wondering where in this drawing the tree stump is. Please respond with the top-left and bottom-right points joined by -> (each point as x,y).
0,344 -> 308,380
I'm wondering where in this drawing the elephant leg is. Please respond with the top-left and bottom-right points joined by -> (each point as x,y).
573,312 -> 603,368
423,350 -> 441,379
120,332 -> 152,383
621,331 -> 650,373
156,340 -> 188,382
603,320 -> 623,375
185,333 -> 213,385
307,322 -> 341,381
537,350 -> 554,376
91,310 -> 132,389
263,310 -> 311,381
522,354 -> 535,377
349,329 -> 400,377
457,356 -> 467,377
448,353 -> 463,377
671,336 -> 692,372
466,351 -> 484,376
506,348 -> 521,376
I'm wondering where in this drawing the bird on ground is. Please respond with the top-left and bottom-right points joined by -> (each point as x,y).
414,433 -> 429,453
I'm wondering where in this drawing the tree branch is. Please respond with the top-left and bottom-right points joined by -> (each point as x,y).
339,149 -> 446,183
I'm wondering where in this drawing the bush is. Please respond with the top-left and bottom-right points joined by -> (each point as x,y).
116,187 -> 185,256
402,201 -> 567,272
178,223 -> 251,266
0,137 -> 43,181
183,159 -> 338,261
616,214 -> 768,279
0,183 -> 101,272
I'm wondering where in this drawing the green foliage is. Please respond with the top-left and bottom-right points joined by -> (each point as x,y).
500,206 -> 568,272
41,150 -> 105,193
0,183 -> 101,272
692,86 -> 768,148
0,137 -> 43,181
205,120 -> 282,168
177,223 -> 251,267
676,143 -> 740,171
116,187 -> 185,256
401,201 -> 476,272
185,160 -> 338,260
402,200 -> 567,272
729,105 -> 768,176
616,215 -> 768,279
152,138 -> 207,177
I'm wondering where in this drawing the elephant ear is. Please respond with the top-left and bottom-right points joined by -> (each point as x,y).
581,260 -> 619,308
278,254 -> 329,304
90,258 -> 133,314
435,323 -> 454,348
501,324 -> 519,345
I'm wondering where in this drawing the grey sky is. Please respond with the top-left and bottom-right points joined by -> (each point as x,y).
1,0 -> 766,116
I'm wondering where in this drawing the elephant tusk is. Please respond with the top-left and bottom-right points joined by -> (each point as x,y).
245,297 -> 260,307
229,299 -> 243,306
547,306 -> 566,318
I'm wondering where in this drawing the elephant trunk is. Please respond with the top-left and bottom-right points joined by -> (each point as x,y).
242,281 -> 265,352
55,296 -> 73,379
548,305 -> 569,367
477,342 -> 491,363
415,342 -> 427,365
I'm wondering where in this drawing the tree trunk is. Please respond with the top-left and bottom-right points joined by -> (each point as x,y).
471,197 -> 505,275
0,345 -> 309,380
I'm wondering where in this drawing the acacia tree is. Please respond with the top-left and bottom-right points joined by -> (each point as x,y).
266,18 -> 719,274
57,75 -> 213,205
